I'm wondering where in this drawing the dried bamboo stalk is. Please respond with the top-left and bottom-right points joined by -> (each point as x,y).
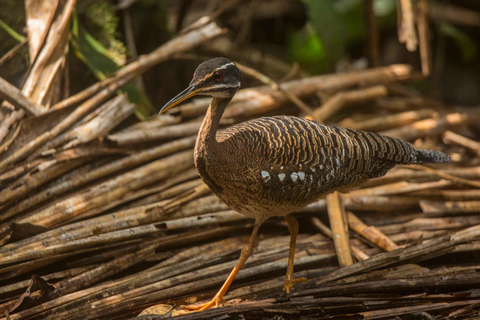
61,94 -> 135,149
365,166 -> 480,187
347,211 -> 398,251
2,136 -> 196,219
311,216 -> 369,261
420,200 -> 480,214
326,192 -> 353,267
0,159 -> 85,208
381,113 -> 470,141
0,76 -> 44,116
378,216 -> 480,235
313,85 -> 388,122
340,109 -> 435,132
443,130 -> 480,155
401,164 -> 480,188
15,150 -> 193,227
107,121 -> 202,145
347,179 -> 453,198
313,224 -> 480,285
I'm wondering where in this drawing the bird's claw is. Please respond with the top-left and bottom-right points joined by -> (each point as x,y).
283,276 -> 307,293
182,296 -> 225,311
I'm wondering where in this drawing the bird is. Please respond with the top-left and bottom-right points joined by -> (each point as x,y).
159,57 -> 450,311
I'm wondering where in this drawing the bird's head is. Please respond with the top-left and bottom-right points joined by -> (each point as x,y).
159,57 -> 241,113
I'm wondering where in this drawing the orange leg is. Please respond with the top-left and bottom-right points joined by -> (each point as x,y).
183,220 -> 262,311
283,214 -> 307,293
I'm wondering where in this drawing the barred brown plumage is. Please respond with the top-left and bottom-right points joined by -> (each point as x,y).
159,57 -> 450,311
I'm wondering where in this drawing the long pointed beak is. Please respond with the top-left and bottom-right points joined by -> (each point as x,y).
159,85 -> 199,114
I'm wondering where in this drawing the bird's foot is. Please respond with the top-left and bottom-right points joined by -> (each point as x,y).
283,276 -> 307,293
182,295 -> 225,311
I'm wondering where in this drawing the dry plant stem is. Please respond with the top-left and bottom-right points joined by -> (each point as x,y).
59,94 -> 136,150
0,210 -> 248,266
0,0 -> 75,142
412,189 -> 480,200
378,216 -> 480,235
236,63 -> 314,115
397,0 -> 418,51
55,244 -> 157,295
22,0 -> 75,99
311,217 -> 333,238
443,130 -> 480,155
14,150 -> 194,228
31,255 -> 329,320
311,217 -> 369,261
107,121 -> 202,146
2,136 -> 196,220
2,226 -> 249,320
401,164 -> 480,189
116,114 -> 179,133
420,200 -> 480,214
52,21 -> 225,111
0,77 -> 44,116
313,85 -> 388,122
326,192 -> 353,267
0,266 -> 91,297
381,113 -> 469,141
0,38 -> 28,67
0,89 -> 114,173
341,109 -> 435,132
389,230 -> 447,243
314,224 -> 480,285
347,211 -> 398,251
347,179 -> 452,198
365,166 -> 480,187
416,0 -> 431,75
12,245 -> 156,309
363,0 -> 380,67
429,3 -> 480,27
76,255 -> 324,319
121,176 -> 202,210
0,158 -> 86,208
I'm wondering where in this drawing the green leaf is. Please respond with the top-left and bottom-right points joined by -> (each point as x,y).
71,13 -> 154,119
0,18 -> 24,42
303,0 -> 347,62
288,26 -> 328,74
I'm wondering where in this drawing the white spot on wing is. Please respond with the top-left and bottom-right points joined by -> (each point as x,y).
310,167 -> 316,172
278,173 -> 286,181
298,171 -> 305,181
291,172 -> 298,182
261,171 -> 270,181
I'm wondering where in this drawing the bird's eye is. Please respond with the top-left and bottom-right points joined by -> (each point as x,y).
213,71 -> 223,82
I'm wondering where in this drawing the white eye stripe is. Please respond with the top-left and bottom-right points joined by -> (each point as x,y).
217,62 -> 235,70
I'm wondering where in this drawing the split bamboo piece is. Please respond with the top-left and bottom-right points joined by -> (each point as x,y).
326,192 -> 353,267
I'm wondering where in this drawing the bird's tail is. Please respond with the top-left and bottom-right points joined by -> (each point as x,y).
414,150 -> 450,164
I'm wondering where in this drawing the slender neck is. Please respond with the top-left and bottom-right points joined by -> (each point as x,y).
196,97 -> 231,152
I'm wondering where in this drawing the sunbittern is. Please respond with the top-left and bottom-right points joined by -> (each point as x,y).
159,57 -> 450,311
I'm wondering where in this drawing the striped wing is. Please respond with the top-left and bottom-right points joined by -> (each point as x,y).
218,115 -> 417,201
